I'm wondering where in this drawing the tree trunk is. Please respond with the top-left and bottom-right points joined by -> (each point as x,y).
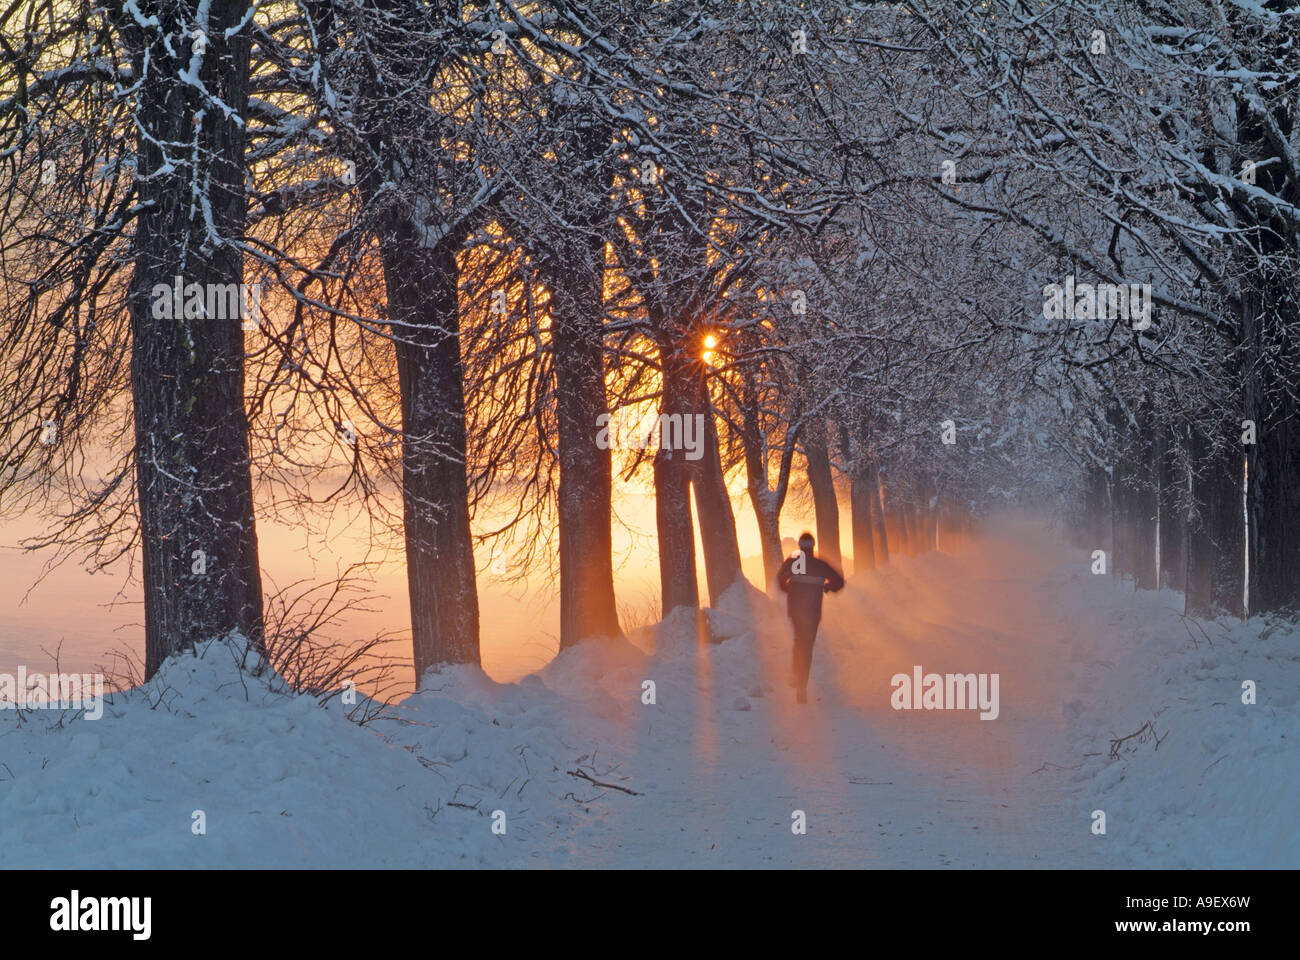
655,337 -> 700,613
849,467 -> 876,577
544,242 -> 622,647
751,495 -> 784,592
126,3 -> 264,678
804,421 -> 842,570
743,447 -> 786,591
347,0 -> 482,680
1156,424 -> 1185,592
1108,404 -> 1133,584
1130,402 -> 1158,590
882,472 -> 907,558
381,226 -> 480,679
1209,432 -> 1245,619
1083,466 -> 1110,556
870,461 -> 890,565
688,386 -> 745,605
916,476 -> 933,553
1239,253 -> 1300,615
736,359 -> 792,591
1236,44 -> 1300,615
1184,424 -> 1214,617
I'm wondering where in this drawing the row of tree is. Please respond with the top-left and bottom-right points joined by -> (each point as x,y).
916,0 -> 1299,618
2,1 -> 1292,687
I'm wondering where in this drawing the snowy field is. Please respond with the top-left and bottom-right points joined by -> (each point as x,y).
1,516 -> 1294,868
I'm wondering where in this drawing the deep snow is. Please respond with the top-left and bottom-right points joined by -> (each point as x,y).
1,516 -> 1295,867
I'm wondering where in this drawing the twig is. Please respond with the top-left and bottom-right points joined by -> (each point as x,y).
566,768 -> 641,795
1109,721 -> 1152,759
1031,760 -> 1086,774
1175,609 -> 1214,649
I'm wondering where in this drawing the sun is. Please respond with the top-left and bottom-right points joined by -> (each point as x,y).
701,332 -> 719,365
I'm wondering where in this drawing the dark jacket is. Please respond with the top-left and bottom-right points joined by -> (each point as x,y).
777,551 -> 845,623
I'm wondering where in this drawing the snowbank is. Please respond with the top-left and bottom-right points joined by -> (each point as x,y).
1055,571 -> 1300,867
0,638 -> 616,867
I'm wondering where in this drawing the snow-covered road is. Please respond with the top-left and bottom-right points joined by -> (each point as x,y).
520,517 -> 1116,867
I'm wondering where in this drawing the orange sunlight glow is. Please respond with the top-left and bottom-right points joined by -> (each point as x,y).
702,332 -> 719,366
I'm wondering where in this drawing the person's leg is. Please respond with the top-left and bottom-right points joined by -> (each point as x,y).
788,620 -> 798,685
794,644 -> 810,702
792,617 -> 817,702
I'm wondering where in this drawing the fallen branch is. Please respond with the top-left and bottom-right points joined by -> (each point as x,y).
566,768 -> 641,796
1175,609 -> 1214,649
1031,760 -> 1086,774
1109,721 -> 1153,759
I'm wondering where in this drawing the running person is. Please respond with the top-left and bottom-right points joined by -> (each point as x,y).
776,532 -> 845,704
